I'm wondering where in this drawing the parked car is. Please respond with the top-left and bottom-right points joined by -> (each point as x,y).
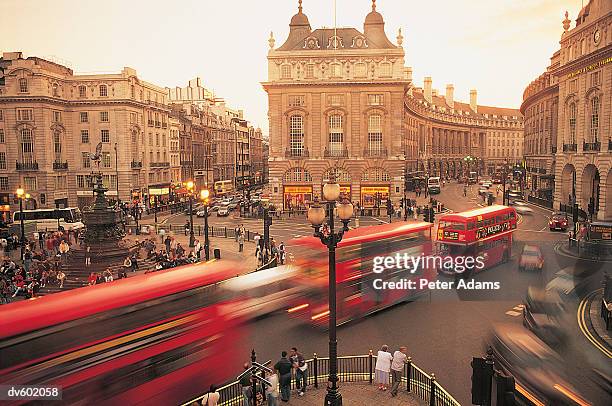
549,212 -> 568,231
217,206 -> 230,217
519,244 -> 543,271
514,205 -> 533,215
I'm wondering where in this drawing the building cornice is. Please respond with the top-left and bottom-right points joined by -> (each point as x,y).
519,83 -> 559,114
262,80 -> 411,90
552,44 -> 612,77
0,96 -> 170,111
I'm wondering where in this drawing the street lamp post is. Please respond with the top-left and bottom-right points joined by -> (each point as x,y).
16,188 -> 27,261
307,181 -> 353,406
114,142 -> 120,206
154,195 -> 158,225
262,199 -> 271,263
186,181 -> 195,247
200,189 -> 210,261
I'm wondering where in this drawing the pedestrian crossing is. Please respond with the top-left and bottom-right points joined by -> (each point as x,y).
505,304 -> 524,317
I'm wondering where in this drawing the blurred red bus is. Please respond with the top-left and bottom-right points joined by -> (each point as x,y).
287,222 -> 434,327
0,261 -> 246,405
436,205 -> 517,276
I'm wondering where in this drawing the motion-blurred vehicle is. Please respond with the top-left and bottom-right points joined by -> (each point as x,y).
478,188 -> 489,196
519,245 -> 543,271
514,205 -> 533,215
485,323 -> 591,406
0,261 -> 247,406
523,287 -> 567,345
545,265 -> 596,298
227,202 -> 238,210
509,200 -> 528,207
549,212 -> 569,231
217,205 -> 230,216
492,178 -> 501,184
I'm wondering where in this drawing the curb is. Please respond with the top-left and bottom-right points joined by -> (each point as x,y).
581,290 -> 612,357
554,242 -> 612,263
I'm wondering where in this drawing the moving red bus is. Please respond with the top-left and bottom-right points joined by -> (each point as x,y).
0,261 -> 246,406
436,205 -> 517,276
287,222 -> 434,327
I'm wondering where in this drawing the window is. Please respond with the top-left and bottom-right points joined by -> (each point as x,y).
368,94 -> 383,106
54,175 -> 67,189
52,84 -> 59,97
80,112 -> 88,123
281,65 -> 292,79
77,175 -> 94,189
289,115 -> 304,155
328,114 -> 344,155
0,177 -> 8,191
380,62 -> 392,77
156,133 -> 160,146
590,96 -> 600,141
568,103 -> 576,143
19,78 -> 28,93
53,111 -> 62,123
0,129 -> 4,143
82,152 -> 91,168
17,109 -> 33,121
81,130 -> 89,144
368,114 -> 383,153
355,63 -> 367,77
0,152 -> 6,169
101,129 -> 110,143
329,94 -> 344,106
361,167 -> 390,182
53,131 -> 62,161
330,63 -> 341,77
100,111 -> 109,122
283,167 -> 312,183
20,128 -> 34,164
305,64 -> 315,78
569,79 -> 578,93
0,110 -> 3,121
24,177 -> 37,191
79,85 -> 87,98
102,152 -> 111,168
99,84 -> 108,97
288,95 -> 305,107
130,112 -> 136,123
149,133 -> 153,146
591,71 -> 601,87
131,85 -> 135,99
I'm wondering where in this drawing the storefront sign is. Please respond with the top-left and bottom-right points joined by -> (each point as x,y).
438,229 -> 459,240
361,186 -> 390,194
149,187 -> 170,196
589,224 -> 612,240
568,56 -> 612,78
284,186 -> 313,194
476,221 -> 511,240
340,185 -> 351,194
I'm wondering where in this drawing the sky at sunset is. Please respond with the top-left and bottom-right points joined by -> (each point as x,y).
1,0 -> 585,135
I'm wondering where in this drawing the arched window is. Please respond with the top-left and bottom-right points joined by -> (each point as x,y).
20,128 -> 34,164
52,83 -> 59,97
568,103 -> 576,144
367,114 -> 383,155
283,167 -> 312,183
327,114 -> 344,156
18,78 -> 28,93
323,167 -> 351,183
289,115 -> 305,156
99,84 -> 108,97
590,96 -> 600,142
361,167 -> 390,182
53,131 -> 62,162
78,85 -> 87,98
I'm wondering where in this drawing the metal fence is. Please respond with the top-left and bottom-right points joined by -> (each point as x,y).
185,353 -> 460,406
160,224 -> 259,243
527,195 -> 553,209
568,238 -> 612,260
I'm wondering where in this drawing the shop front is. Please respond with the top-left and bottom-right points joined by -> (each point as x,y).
360,185 -> 390,209
283,185 -> 313,211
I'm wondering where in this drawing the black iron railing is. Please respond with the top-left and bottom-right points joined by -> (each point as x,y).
562,143 -> 577,152
131,161 -> 142,169
284,148 -> 309,158
52,161 -> 68,170
528,195 -> 553,208
151,162 -> 170,168
185,353 -> 460,406
324,146 -> 348,158
363,147 -> 388,157
16,161 -> 38,171
163,224 -> 259,243
551,146 -> 557,153
583,141 -> 601,152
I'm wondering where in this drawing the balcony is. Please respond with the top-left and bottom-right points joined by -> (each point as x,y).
285,148 -> 309,159
148,119 -> 154,127
16,161 -> 38,171
324,145 -> 349,158
155,121 -> 161,128
180,160 -> 193,166
131,161 -> 142,169
562,143 -> 577,152
52,161 -> 68,170
161,123 -> 167,129
363,147 -> 388,157
538,168 -> 546,174
150,162 -> 170,168
551,146 -> 557,154
583,141 -> 601,152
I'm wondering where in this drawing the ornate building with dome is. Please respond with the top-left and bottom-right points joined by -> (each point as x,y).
263,1 -> 523,210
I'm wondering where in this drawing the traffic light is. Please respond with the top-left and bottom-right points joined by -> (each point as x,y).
423,206 -> 429,222
495,373 -> 515,406
429,206 -> 435,223
471,357 -> 487,405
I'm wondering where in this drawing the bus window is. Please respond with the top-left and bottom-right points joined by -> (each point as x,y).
484,218 -> 495,226
477,220 -> 484,228
496,216 -> 503,224
508,211 -> 515,219
467,222 -> 475,230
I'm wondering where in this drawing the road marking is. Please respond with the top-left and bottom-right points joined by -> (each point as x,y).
370,217 -> 389,224
505,310 -> 522,317
513,304 -> 525,311
577,289 -> 612,358
538,226 -> 549,232
293,235 -> 303,238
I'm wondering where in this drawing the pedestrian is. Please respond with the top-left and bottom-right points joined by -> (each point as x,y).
38,231 -> 45,251
265,369 -> 279,406
202,384 -> 220,406
194,239 -> 202,260
88,272 -> 97,286
375,345 -> 393,391
290,347 -> 307,396
238,232 -> 244,253
184,221 -> 190,236
85,246 -> 91,267
234,226 -> 240,242
278,242 -> 286,265
274,351 -> 292,402
164,235 -> 171,254
130,254 -> 139,273
24,248 -> 32,274
239,363 -> 252,406
123,255 -> 132,272
390,346 -> 408,397
56,269 -> 66,288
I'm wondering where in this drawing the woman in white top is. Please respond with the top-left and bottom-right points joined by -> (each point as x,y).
201,384 -> 220,406
374,344 -> 393,391
265,370 -> 280,406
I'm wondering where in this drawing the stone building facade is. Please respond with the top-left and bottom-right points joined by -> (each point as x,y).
523,0 -> 611,219
265,1 -> 523,209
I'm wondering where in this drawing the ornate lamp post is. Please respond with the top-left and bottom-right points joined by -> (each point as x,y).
262,198 -> 271,263
200,188 -> 210,261
307,179 -> 353,406
16,188 -> 28,261
186,180 -> 195,247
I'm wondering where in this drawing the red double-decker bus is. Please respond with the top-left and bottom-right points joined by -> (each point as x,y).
287,222 -> 434,327
0,261 -> 246,406
436,205 -> 517,276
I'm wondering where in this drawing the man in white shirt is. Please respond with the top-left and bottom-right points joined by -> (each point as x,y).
390,346 -> 407,397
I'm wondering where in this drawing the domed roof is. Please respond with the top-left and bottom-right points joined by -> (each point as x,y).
365,0 -> 384,25
290,11 -> 310,27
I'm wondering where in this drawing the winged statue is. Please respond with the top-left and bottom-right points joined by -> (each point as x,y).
89,142 -> 103,167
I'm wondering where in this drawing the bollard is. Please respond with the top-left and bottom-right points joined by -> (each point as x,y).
429,373 -> 436,406
313,353 -> 319,389
368,349 -> 373,384
406,356 -> 412,392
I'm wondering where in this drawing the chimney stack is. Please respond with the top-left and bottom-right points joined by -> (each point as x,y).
470,89 -> 477,113
432,89 -> 438,97
445,84 -> 454,108
424,77 -> 432,103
